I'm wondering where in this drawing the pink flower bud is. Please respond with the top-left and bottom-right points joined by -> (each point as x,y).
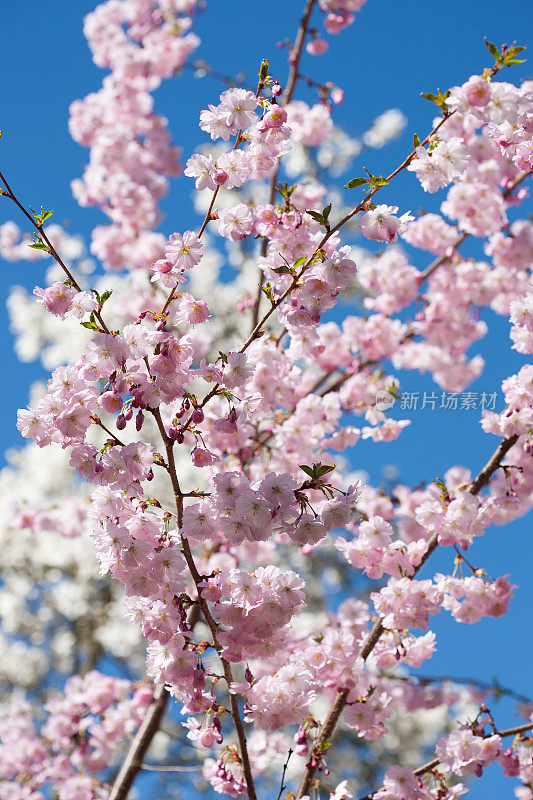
153,259 -> 173,274
306,38 -> 329,56
192,407 -> 205,423
199,728 -> 215,748
98,392 -> 123,414
214,168 -> 228,185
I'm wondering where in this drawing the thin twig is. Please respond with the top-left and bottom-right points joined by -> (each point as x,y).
108,606 -> 200,800
357,721 -> 533,800
250,0 -> 318,331
277,748 -> 294,800
140,763 -> 202,772
295,433 -> 522,798
379,671 -> 532,706
149,405 -> 258,800
0,169 -> 110,334
420,171 -> 530,282
108,684 -> 170,800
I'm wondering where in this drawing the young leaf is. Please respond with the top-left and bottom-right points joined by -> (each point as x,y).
420,87 -> 451,114
293,256 -> 307,269
363,167 -> 389,189
485,38 -> 500,60
413,133 -> 421,148
432,477 -> 448,494
316,464 -> 335,477
259,59 -> 270,81
262,282 -> 275,302
307,210 -> 326,224
272,265 -> 294,275
345,177 -> 367,189
99,289 -> 113,307
32,206 -> 54,225
307,204 -> 332,230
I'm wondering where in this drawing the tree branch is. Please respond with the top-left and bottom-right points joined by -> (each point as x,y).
420,171 -> 530,282
250,0 -> 318,331
357,721 -> 533,800
108,684 -> 170,800
0,169 -> 110,334
295,433 -> 522,798
108,603 -> 201,800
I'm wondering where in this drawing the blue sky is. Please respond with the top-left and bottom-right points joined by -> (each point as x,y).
1,2 -> 532,798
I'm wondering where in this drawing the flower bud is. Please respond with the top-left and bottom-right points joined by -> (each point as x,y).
214,168 -> 228,186
192,407 -> 205,424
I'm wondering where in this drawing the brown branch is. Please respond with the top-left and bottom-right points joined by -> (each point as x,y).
283,0 -> 318,104
420,171 -> 530,282
380,671 -> 532,706
468,434 -> 519,495
0,169 -> 110,334
140,762 -> 202,772
149,406 -> 258,800
108,684 -> 170,800
107,580 -> 201,800
295,433 -> 522,798
357,721 -> 533,800
250,0 -> 318,331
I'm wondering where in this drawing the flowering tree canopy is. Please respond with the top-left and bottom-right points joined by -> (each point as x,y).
0,2 -> 532,800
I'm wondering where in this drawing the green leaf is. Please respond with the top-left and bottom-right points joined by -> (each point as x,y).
99,289 -> 113,306
277,182 -> 297,199
485,38 -> 500,60
262,282 -> 275,302
316,464 -> 335,477
259,59 -> 270,82
307,204 -> 332,230
505,45 -> 526,57
345,177 -> 367,189
363,167 -> 389,189
32,206 -> 54,225
272,265 -> 293,275
413,133 -> 421,148
432,477 -> 447,493
28,240 -> 48,251
293,256 -> 307,269
299,465 -> 315,478
81,319 -> 98,330
420,88 -> 451,114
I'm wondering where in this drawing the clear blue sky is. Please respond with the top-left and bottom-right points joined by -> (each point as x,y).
1,2 -> 532,798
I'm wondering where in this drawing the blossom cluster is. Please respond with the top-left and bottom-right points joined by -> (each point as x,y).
0,672 -> 153,800
0,3 -> 532,800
